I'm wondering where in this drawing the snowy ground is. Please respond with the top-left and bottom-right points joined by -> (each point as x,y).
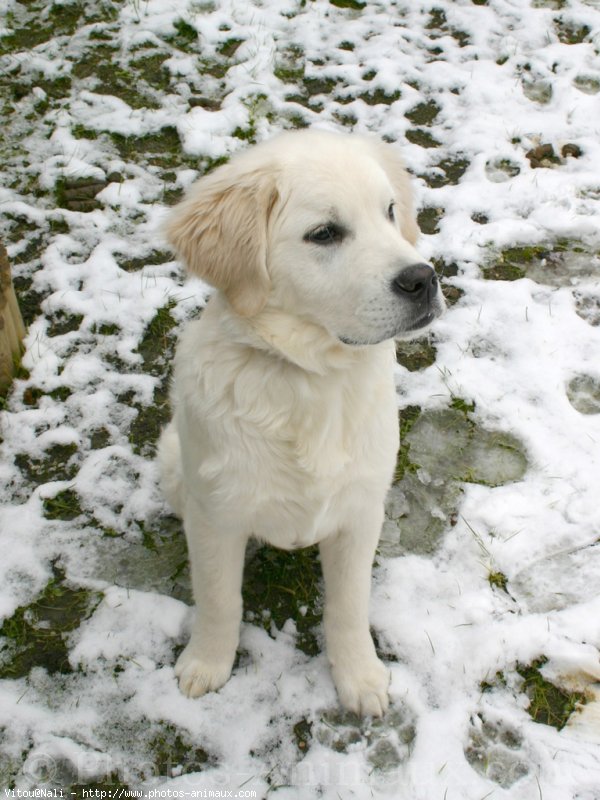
1,0 -> 600,797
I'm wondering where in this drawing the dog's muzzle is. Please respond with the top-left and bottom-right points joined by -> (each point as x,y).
391,263 -> 438,304
391,263 -> 444,333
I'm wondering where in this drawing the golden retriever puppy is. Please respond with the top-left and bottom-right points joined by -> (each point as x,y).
158,129 -> 444,716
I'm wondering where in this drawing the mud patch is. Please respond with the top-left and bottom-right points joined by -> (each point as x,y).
382,407 -> 527,556
567,374 -> 600,415
417,206 -> 444,235
90,515 -> 190,603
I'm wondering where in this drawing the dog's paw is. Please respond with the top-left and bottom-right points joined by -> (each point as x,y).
175,646 -> 233,698
332,656 -> 390,717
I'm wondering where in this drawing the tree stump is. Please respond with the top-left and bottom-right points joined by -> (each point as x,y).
0,241 -> 26,394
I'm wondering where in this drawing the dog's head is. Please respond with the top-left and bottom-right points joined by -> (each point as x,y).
165,130 -> 444,346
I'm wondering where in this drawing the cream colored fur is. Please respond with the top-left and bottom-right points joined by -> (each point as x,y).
157,129 -> 444,716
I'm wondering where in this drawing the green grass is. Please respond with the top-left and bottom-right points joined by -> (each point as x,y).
405,99 -> 441,126
357,87 -> 401,106
417,206 -> 444,235
242,545 -> 323,656
426,7 -> 470,47
488,570 -> 509,592
484,261 -> 526,281
406,128 -> 442,148
136,302 -> 179,376
0,566 -> 100,679
483,240 -> 583,282
394,405 -> 422,482
15,443 -> 79,485
423,156 -> 470,188
129,52 -> 172,92
482,659 -> 587,730
517,659 -> 587,729
450,397 -> 476,415
116,249 -> 173,273
43,489 -> 83,521
329,0 -> 366,9
110,128 -> 184,168
554,18 -> 590,44
484,243 -> 545,281
167,18 -> 198,50
147,723 -> 214,777
217,37 -> 244,57
47,310 -> 84,336
128,302 -> 179,457
395,338 -> 437,372
0,1 -> 84,54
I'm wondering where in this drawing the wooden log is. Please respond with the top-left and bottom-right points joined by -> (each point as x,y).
0,241 -> 26,394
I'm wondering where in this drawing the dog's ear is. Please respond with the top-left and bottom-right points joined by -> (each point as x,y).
165,162 -> 278,317
368,140 -> 420,246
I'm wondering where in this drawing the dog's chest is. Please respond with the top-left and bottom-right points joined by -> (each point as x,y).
239,360 -> 397,542
177,332 -> 399,544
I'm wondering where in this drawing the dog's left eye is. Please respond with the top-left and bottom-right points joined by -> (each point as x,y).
388,202 -> 396,222
304,224 -> 344,245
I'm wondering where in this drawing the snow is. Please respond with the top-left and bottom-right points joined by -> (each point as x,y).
1,0 -> 600,797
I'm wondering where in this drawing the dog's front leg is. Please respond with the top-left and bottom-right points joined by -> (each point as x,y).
320,510 -> 390,717
175,498 -> 247,698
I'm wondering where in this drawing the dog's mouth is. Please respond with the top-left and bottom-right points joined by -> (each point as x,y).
339,311 -> 435,347
406,310 -> 436,331
391,297 -> 445,342
338,290 -> 445,347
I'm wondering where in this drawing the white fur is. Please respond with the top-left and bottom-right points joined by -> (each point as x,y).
157,130 -> 444,716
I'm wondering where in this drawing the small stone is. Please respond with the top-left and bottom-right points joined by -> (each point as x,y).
561,143 -> 582,159
189,96 -> 221,110
63,182 -> 107,200
66,200 -> 101,213
526,143 -> 556,168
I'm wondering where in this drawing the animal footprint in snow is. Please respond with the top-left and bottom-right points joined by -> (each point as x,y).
465,714 -> 530,788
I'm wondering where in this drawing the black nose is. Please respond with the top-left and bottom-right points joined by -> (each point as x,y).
392,263 -> 438,301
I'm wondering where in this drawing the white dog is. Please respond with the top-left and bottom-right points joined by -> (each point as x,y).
158,129 -> 444,716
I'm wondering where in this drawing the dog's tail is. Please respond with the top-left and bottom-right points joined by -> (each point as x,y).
156,420 -> 184,517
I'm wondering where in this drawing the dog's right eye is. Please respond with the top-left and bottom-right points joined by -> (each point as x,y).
304,224 -> 344,245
